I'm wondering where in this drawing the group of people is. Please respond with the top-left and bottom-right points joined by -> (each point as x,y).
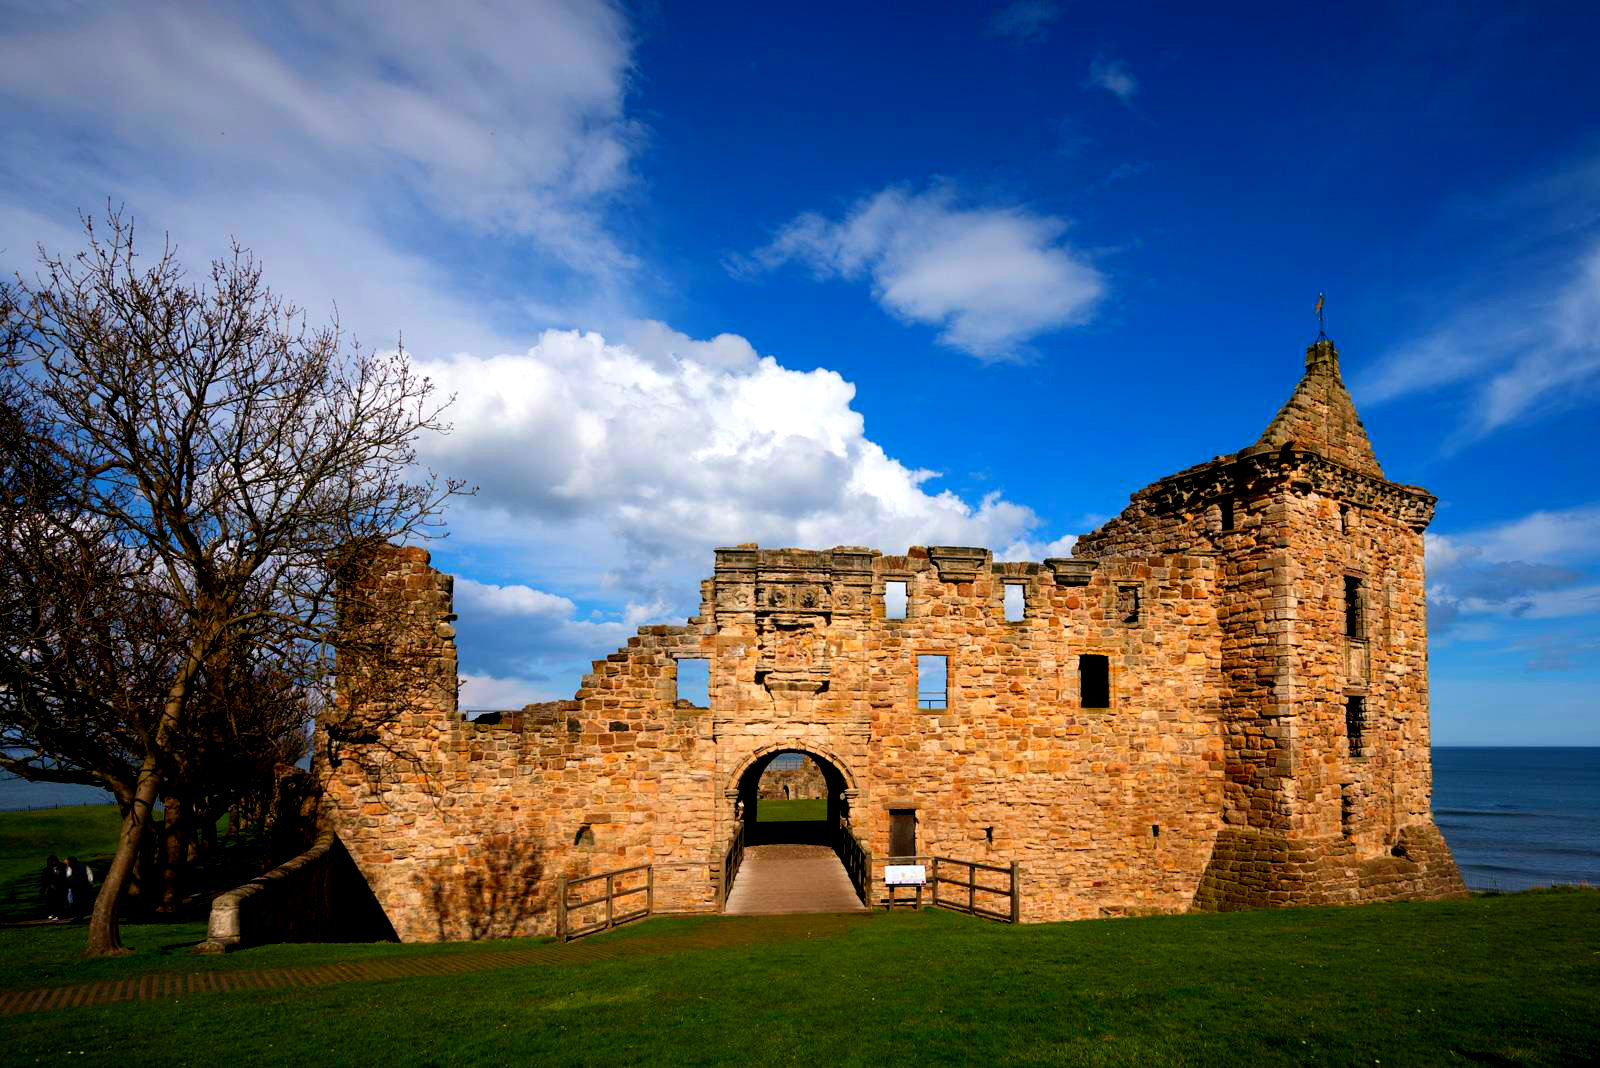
39,855 -> 95,921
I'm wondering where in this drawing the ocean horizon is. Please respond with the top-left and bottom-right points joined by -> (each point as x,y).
4,747 -> 1596,892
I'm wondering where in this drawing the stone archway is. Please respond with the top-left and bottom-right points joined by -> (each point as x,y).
727,743 -> 858,847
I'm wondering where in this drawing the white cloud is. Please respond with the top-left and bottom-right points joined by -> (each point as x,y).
456,578 -> 577,619
458,672 -> 550,711
733,184 -> 1105,359
417,327 -> 1055,605
1087,58 -> 1137,103
1362,229 -> 1600,441
0,1 -> 639,361
989,1 -> 1064,42
1426,505 -> 1600,628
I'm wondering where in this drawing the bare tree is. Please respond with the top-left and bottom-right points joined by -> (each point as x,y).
0,211 -> 464,955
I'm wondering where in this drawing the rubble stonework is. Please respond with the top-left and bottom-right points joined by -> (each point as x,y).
320,337 -> 1464,940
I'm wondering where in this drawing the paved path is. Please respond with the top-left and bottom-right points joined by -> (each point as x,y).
0,911 -> 874,1018
722,844 -> 869,916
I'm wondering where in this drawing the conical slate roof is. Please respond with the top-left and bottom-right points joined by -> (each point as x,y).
1254,338 -> 1384,479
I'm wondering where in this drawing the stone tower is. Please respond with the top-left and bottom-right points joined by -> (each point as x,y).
1075,337 -> 1464,906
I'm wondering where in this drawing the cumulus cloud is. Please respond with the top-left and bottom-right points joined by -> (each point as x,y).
989,1 -> 1064,42
1425,505 -> 1600,629
1087,58 -> 1138,103
416,326 -> 1056,600
733,184 -> 1105,359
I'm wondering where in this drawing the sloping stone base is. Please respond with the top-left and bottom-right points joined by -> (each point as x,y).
1191,822 -> 1466,911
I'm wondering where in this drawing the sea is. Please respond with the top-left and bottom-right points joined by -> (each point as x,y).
3,747 -> 1596,891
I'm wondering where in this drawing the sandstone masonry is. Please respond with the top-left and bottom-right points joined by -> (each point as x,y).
321,337 -> 1465,940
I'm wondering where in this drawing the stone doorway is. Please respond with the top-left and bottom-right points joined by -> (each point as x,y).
733,748 -> 852,847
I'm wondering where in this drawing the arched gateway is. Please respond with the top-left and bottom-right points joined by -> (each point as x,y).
322,338 -> 1466,942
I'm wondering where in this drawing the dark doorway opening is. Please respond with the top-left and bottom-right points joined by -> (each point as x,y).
737,750 -> 849,846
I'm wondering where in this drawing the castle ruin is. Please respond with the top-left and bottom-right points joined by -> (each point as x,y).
321,336 -> 1465,940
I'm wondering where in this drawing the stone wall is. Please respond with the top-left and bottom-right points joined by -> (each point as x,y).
319,337 -> 1464,941
757,761 -> 826,800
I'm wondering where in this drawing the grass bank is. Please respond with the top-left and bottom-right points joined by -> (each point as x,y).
756,798 -> 827,822
0,805 -> 122,923
1,888 -> 1595,1067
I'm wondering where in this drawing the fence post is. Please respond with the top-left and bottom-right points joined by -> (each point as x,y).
1009,860 -> 1020,923
556,876 -> 568,942
647,865 -> 655,917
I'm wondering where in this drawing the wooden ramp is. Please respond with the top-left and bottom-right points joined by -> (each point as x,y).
722,844 -> 868,915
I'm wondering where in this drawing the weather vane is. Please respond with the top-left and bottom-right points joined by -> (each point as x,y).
1315,292 -> 1327,339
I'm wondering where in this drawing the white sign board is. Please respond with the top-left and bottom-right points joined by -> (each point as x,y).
885,864 -> 926,886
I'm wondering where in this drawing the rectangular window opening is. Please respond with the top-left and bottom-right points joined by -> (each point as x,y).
890,809 -> 917,858
1339,504 -> 1351,535
884,580 -> 908,620
675,657 -> 710,708
1220,495 -> 1235,531
1079,654 -> 1110,709
1117,583 -> 1141,625
917,655 -> 947,710
1345,695 -> 1366,751
1344,576 -> 1365,638
1003,583 -> 1025,623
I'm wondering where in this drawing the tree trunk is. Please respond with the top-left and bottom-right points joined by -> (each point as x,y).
86,640 -> 205,956
157,795 -> 185,914
86,757 -> 161,956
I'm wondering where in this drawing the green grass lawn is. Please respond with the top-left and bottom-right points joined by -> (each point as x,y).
0,805 -> 122,923
1,889 -> 1595,1067
756,798 -> 827,822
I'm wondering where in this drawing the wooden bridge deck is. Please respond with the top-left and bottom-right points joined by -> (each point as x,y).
722,844 -> 868,915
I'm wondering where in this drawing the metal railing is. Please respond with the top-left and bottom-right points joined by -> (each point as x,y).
931,856 -> 1020,923
836,823 -> 873,905
556,863 -> 653,942
718,819 -> 745,909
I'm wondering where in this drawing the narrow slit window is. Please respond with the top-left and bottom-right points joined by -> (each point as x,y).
1079,654 -> 1110,709
1345,696 -> 1366,750
1344,576 -> 1364,638
675,658 -> 710,708
917,655 -> 947,709
884,580 -> 908,620
1220,495 -> 1235,531
1004,584 -> 1025,622
1339,504 -> 1350,534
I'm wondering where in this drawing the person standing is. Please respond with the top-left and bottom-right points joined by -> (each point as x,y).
39,855 -> 64,921
62,856 -> 94,919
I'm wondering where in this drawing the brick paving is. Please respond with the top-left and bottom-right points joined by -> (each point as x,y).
0,911 -> 875,1018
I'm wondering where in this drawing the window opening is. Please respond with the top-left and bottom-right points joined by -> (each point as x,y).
1345,695 -> 1366,750
890,809 -> 917,857
1220,495 -> 1235,531
1079,654 -> 1110,709
675,658 -> 709,707
1117,583 -> 1141,625
1339,504 -> 1350,534
917,655 -> 947,709
574,823 -> 594,847
1003,584 -> 1025,622
884,580 -> 908,620
1344,576 -> 1364,638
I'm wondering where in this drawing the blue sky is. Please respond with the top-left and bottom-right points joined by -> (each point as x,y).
1,1 -> 1596,745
